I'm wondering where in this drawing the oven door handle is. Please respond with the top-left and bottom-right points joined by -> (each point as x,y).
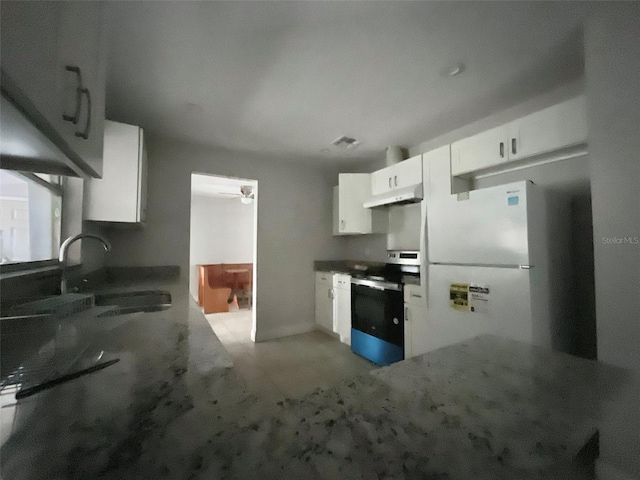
351,278 -> 402,291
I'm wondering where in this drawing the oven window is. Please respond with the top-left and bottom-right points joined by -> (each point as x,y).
351,284 -> 403,346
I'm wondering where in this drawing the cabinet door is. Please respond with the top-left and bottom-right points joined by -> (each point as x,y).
1,2 -> 62,132
392,155 -> 422,189
404,285 -> 427,359
85,121 -> 142,222
333,275 -> 351,344
507,96 -> 587,161
337,173 -> 371,234
371,168 -> 393,196
332,186 -> 340,235
451,125 -> 508,176
315,283 -> 333,331
57,1 -> 106,177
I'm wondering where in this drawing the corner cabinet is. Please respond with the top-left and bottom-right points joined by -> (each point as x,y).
333,173 -> 387,235
0,1 -> 106,177
85,121 -> 148,224
451,96 -> 587,177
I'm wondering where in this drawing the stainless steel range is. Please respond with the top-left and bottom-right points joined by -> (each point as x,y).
350,250 -> 420,365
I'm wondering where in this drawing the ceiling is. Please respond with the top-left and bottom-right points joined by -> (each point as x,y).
105,1 -> 598,163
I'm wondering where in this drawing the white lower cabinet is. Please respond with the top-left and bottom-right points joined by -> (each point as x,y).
333,274 -> 352,345
315,272 -> 334,332
315,272 -> 352,345
404,284 -> 427,359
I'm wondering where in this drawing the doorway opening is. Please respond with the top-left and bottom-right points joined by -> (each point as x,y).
189,173 -> 258,342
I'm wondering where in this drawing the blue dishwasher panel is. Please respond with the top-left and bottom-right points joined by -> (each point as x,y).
351,328 -> 404,366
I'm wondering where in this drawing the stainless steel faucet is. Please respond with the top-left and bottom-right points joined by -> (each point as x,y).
59,234 -> 111,294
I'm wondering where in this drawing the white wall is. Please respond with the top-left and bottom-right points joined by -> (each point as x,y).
584,6 -> 640,479
62,177 -> 109,273
387,203 -> 421,251
105,137 -> 344,340
188,194 -> 255,299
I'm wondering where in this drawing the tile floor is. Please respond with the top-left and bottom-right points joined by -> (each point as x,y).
204,309 -> 378,401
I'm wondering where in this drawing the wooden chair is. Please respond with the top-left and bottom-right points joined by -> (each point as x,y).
199,264 -> 232,314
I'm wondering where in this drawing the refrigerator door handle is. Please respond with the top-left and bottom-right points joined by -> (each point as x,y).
519,265 -> 533,269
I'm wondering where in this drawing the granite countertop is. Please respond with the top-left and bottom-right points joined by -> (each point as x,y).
314,260 -> 386,275
1,276 -> 633,479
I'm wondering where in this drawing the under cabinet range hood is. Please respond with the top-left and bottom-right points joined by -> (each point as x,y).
363,183 -> 423,209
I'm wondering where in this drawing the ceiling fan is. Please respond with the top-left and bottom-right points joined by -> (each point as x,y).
219,185 -> 255,204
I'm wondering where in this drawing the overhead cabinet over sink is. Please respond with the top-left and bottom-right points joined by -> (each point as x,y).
0,1 -> 107,177
451,96 -> 587,177
85,121 -> 148,224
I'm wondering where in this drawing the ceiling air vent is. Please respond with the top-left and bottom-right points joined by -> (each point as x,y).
331,135 -> 361,150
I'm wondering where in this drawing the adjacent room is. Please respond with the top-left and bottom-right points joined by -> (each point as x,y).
1,2 -> 638,480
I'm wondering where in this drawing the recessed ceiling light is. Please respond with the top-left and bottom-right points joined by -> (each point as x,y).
442,63 -> 465,78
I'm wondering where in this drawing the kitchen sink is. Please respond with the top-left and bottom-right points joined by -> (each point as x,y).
93,290 -> 172,314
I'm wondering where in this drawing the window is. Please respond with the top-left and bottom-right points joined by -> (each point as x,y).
0,170 -> 62,265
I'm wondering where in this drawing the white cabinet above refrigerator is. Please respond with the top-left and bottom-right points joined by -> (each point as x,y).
450,96 -> 587,177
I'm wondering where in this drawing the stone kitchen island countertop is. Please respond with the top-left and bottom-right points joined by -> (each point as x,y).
1,275 -> 634,479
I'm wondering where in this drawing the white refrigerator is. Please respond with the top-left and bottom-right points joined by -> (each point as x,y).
423,180 -> 575,354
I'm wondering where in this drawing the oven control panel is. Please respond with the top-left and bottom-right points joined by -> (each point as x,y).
387,250 -> 420,266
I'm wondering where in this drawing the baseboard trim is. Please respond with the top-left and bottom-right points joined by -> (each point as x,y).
596,459 -> 640,480
254,322 -> 317,342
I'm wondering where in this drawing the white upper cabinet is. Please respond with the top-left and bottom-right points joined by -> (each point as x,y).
507,96 -> 587,161
0,1 -> 106,177
450,96 -> 587,177
333,174 -> 387,235
423,145 -> 455,199
57,1 -> 107,178
85,121 -> 148,224
371,155 -> 423,196
451,125 -> 508,176
371,167 -> 394,196
392,155 -> 423,189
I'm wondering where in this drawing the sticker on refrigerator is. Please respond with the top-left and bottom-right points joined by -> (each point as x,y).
469,285 -> 490,314
507,196 -> 519,206
449,283 -> 469,311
